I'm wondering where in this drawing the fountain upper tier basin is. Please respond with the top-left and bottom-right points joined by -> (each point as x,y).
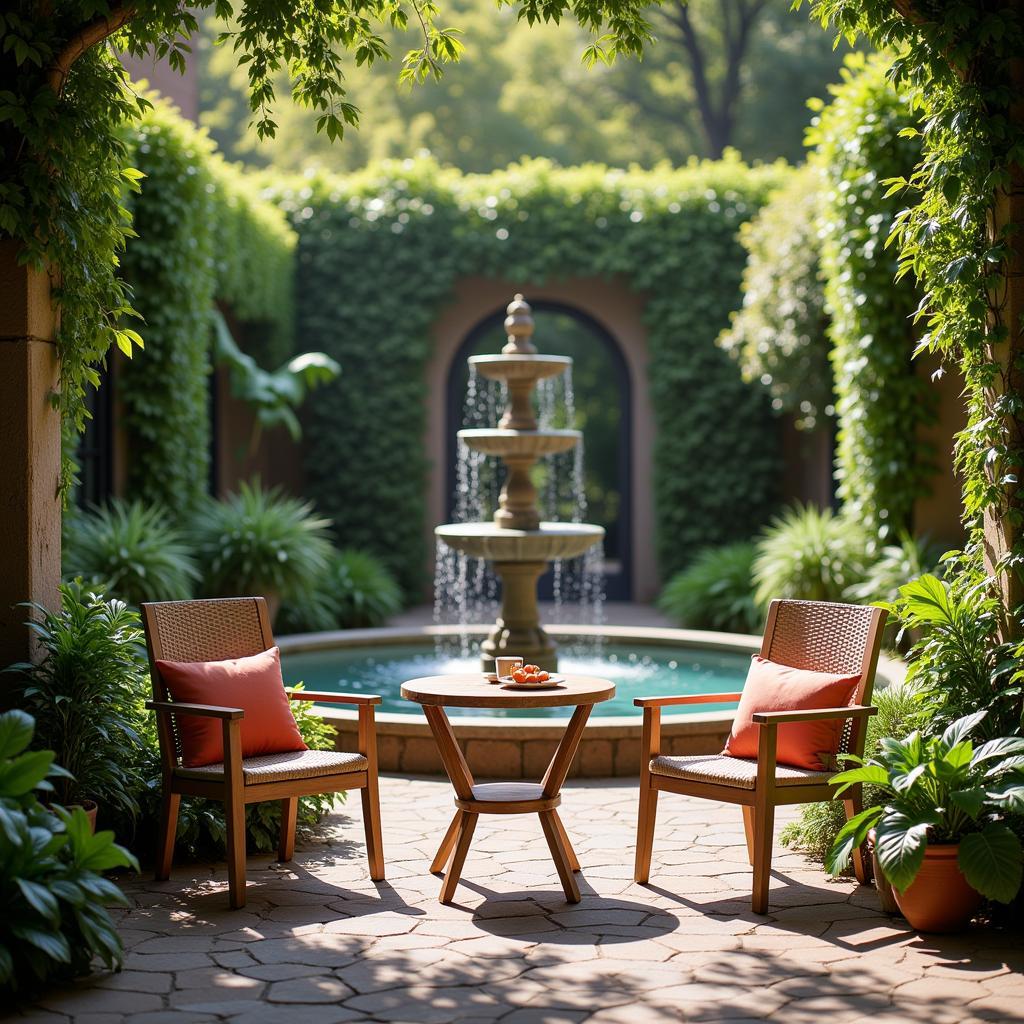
470,354 -> 572,383
459,428 -> 581,458
436,521 -> 604,561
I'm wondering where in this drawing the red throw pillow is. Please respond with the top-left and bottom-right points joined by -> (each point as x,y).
157,647 -> 307,768
723,656 -> 861,770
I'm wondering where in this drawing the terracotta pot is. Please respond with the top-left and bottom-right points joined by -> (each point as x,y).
867,831 -> 901,915
68,799 -> 99,834
891,843 -> 982,933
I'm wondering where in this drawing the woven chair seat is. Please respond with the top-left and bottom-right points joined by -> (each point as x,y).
176,749 -> 367,785
650,754 -> 832,790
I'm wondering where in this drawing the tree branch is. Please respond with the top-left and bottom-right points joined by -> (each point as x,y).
47,3 -> 138,95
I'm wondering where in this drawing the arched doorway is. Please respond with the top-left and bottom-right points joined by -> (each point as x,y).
446,300 -> 632,600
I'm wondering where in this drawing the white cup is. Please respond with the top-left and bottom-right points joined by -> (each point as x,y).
495,656 -> 523,679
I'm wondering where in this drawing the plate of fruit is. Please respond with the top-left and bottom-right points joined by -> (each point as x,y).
500,664 -> 565,689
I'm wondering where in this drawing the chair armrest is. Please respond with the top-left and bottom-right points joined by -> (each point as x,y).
285,690 -> 383,706
634,692 -> 743,709
145,700 -> 244,720
751,705 -> 877,725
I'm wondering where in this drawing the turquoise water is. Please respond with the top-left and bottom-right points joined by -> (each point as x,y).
280,643 -> 749,719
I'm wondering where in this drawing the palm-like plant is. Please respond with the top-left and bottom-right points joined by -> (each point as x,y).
191,480 -> 333,620
62,500 -> 199,606
753,503 -> 870,606
827,711 -> 1024,902
213,309 -> 340,450
658,542 -> 762,634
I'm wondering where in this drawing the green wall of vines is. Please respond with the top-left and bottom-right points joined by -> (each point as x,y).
118,99 -> 296,512
274,157 -> 786,591
810,52 -> 934,537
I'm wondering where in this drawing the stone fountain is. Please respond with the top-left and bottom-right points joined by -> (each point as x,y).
436,295 -> 604,670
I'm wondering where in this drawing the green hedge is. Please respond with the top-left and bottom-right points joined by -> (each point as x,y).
810,54 -> 934,536
273,157 -> 787,589
117,98 -> 296,512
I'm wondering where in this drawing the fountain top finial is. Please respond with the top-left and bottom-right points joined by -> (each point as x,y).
502,293 -> 537,354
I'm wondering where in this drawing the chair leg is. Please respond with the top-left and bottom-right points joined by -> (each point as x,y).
155,790 -> 180,881
844,793 -> 871,884
751,797 -> 775,915
742,805 -> 755,866
224,791 -> 247,909
634,783 -> 659,883
361,780 -> 385,882
278,797 -> 298,862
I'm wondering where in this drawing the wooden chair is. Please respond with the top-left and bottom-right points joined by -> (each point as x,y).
634,599 -> 887,914
141,597 -> 384,908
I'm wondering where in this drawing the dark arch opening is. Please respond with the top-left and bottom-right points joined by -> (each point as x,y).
445,299 -> 633,600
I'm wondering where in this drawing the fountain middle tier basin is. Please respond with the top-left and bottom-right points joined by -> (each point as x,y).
436,521 -> 604,561
458,428 -> 581,458
469,353 -> 572,383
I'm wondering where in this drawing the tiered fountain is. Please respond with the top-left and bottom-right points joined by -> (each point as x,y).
436,295 -> 604,671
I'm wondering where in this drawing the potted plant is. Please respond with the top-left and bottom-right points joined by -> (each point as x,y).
826,710 -> 1024,932
10,583 -> 147,831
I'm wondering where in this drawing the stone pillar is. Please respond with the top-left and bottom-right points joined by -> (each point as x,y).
0,240 -> 61,668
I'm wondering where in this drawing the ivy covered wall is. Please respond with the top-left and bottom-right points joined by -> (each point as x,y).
273,158 -> 788,591
118,99 -> 296,512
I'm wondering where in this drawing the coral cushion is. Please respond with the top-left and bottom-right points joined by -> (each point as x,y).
723,656 -> 861,770
157,647 -> 307,768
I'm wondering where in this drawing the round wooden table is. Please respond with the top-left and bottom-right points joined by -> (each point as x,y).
401,673 -> 615,904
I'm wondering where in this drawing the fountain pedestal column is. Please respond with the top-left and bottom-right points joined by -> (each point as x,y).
480,561 -> 557,670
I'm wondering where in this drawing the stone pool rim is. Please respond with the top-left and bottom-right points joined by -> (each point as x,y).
277,624 -> 906,778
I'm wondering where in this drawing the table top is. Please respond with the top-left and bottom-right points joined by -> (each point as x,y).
400,673 -> 616,709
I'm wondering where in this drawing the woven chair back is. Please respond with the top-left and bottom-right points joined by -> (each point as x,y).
758,599 -> 887,758
141,597 -> 275,766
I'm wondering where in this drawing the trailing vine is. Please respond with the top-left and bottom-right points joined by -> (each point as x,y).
808,0 -> 1024,629
273,156 -> 786,589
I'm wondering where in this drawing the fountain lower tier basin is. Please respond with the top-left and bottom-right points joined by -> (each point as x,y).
458,428 -> 581,458
278,625 -> 905,778
435,522 -> 604,561
469,353 -> 572,382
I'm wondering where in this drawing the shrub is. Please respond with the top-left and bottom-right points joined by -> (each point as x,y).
191,480 -> 333,620
11,584 -> 147,823
780,680 -> 923,865
62,500 -> 199,606
278,549 -> 403,633
0,710 -> 138,993
657,542 -> 762,635
845,535 -> 946,608
752,504 -> 870,607
717,165 -> 832,431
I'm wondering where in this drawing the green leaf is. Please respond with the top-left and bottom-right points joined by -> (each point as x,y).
0,749 -> 56,795
0,709 -> 34,758
959,825 -> 1023,904
948,787 -> 986,819
16,878 -> 60,923
875,812 -> 936,893
825,805 -> 883,876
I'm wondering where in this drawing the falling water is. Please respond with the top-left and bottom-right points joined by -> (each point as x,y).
435,359 -> 606,659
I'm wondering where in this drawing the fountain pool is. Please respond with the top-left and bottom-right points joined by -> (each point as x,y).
281,641 -> 749,720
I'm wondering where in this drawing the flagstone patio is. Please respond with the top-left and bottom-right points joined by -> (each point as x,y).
10,777 -> 1024,1024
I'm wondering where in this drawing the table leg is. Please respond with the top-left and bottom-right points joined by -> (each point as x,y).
431,809 -> 466,875
422,705 -> 475,800
541,704 -> 593,799
440,812 -> 478,904
550,809 -> 581,872
539,810 -> 581,902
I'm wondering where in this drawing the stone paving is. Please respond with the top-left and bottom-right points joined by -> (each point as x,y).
8,776 -> 1024,1023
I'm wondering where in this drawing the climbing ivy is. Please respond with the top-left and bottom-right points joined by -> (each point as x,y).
118,100 -> 295,512
806,1 -> 1024,630
272,156 -> 785,589
809,51 -> 934,537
